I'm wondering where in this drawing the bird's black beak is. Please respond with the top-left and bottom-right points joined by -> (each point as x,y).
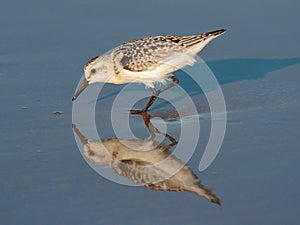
72,78 -> 89,101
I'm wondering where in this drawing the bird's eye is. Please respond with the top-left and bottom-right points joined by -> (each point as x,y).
91,68 -> 96,74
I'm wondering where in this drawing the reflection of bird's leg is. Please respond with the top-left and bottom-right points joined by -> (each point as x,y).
141,112 -> 177,147
141,112 -> 155,140
130,75 -> 179,114
164,133 -> 177,147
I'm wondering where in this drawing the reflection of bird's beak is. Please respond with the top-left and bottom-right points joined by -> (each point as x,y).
72,124 -> 88,144
72,78 -> 89,101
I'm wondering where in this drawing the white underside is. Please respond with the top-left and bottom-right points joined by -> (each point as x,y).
120,50 -> 197,88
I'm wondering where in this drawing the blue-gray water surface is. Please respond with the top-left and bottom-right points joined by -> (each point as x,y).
1,0 -> 299,224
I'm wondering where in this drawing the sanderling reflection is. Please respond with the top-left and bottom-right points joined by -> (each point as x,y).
72,112 -> 221,204
72,29 -> 226,113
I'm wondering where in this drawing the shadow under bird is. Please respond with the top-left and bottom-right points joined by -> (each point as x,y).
72,113 -> 221,204
72,29 -> 226,113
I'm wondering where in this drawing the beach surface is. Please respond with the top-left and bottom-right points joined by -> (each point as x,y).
0,1 -> 299,224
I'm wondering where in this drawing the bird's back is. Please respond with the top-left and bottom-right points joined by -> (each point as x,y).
113,29 -> 226,72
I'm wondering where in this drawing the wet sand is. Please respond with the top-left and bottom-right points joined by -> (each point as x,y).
1,1 -> 300,224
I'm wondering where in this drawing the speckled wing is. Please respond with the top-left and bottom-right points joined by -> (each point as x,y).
112,30 -> 226,73
112,36 -> 186,72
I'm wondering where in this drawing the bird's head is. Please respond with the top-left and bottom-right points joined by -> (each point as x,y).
84,55 -> 114,84
72,55 -> 113,101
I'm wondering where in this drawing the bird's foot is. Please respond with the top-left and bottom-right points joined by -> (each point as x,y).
129,109 -> 147,114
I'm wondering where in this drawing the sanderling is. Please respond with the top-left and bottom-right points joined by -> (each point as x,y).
72,29 -> 226,113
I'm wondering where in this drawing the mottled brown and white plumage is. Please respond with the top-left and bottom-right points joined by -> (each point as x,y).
72,123 -> 221,205
72,29 -> 226,102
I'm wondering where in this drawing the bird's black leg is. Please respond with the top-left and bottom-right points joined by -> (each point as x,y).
129,88 -> 157,114
130,75 -> 179,114
156,75 -> 179,96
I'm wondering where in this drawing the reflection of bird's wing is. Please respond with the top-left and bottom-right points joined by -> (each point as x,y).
111,157 -> 221,205
111,159 -> 171,185
147,165 -> 221,205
